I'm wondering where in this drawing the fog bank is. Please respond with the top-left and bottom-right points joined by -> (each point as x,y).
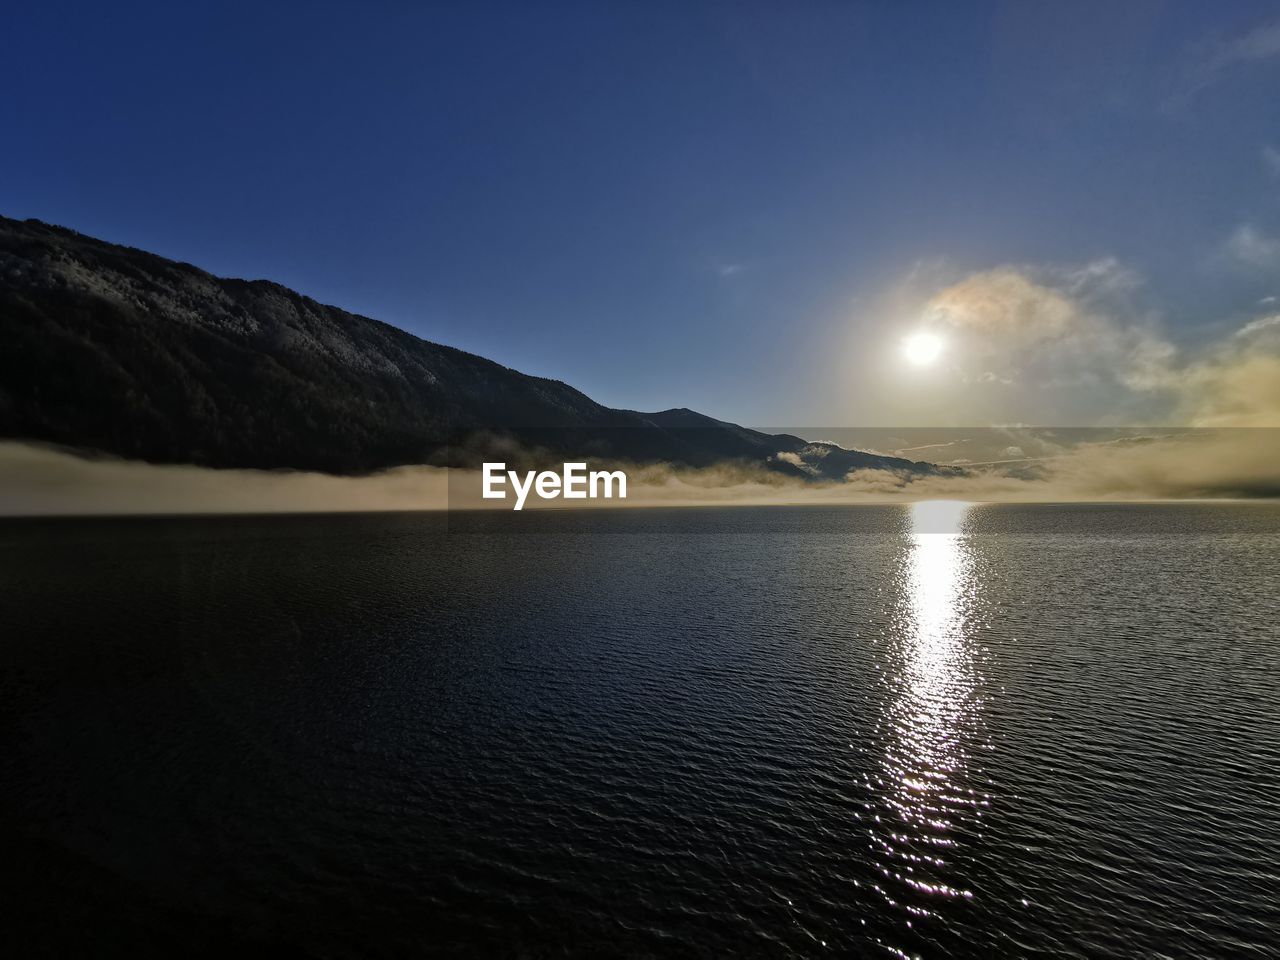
2,430 -> 1277,517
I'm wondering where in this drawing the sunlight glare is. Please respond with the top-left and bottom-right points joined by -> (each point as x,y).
903,331 -> 944,367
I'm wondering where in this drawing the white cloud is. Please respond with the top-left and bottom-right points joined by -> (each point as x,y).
913,256 -> 1280,430
1234,313 -> 1280,339
1163,19 -> 1280,110
1264,145 -> 1280,178
1212,21 -> 1280,69
1183,20 -> 1280,99
921,260 -> 1170,398
1224,224 -> 1280,270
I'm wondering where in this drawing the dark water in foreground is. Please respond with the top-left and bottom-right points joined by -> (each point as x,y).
2,504 -> 1278,958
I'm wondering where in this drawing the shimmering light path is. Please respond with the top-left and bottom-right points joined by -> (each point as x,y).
864,502 -> 991,957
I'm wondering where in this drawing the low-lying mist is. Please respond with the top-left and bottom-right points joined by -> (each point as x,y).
2,427 -> 1276,517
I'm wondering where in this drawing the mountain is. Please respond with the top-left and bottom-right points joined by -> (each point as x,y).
0,216 -> 940,480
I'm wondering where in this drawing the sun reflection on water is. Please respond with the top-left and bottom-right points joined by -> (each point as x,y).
866,501 -> 989,954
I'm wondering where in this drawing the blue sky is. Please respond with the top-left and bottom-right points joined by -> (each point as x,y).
4,1 -> 1280,425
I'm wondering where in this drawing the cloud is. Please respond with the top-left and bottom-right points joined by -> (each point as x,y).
920,260 -> 1172,404
630,431 -> 1280,502
911,255 -> 1280,434
1206,20 -> 1280,71
1264,145 -> 1280,178
834,429 -> 1280,500
1170,314 -> 1280,428
1175,19 -> 1280,103
0,442 -> 452,516
773,449 -> 816,474
1223,224 -> 1280,270
4,426 -> 1278,517
1234,313 -> 1280,338
1022,430 -> 1280,498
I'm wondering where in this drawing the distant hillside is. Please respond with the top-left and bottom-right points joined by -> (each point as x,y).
0,216 -> 939,479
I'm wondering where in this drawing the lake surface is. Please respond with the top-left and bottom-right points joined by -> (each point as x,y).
2,503 -> 1277,958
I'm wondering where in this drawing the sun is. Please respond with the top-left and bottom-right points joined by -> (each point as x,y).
903,331 -> 944,367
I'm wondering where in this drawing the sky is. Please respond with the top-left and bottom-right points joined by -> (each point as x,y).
4,0 -> 1280,428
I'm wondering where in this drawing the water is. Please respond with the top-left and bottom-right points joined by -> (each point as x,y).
2,503 -> 1278,958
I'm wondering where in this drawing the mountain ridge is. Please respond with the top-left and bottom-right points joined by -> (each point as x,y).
0,216 -> 940,480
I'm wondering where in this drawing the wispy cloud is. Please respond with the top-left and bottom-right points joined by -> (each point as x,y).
1264,145 -> 1280,177
1169,19 -> 1280,107
1223,224 -> 1280,270
1205,20 -> 1280,72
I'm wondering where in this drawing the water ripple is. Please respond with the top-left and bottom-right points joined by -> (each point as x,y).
1,504 -> 1277,957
